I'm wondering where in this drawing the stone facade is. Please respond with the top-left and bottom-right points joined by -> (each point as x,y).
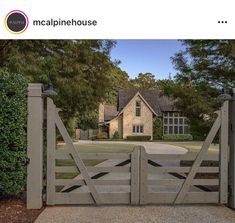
122,95 -> 153,139
109,115 -> 123,139
100,94 -> 154,139
98,90 -> 185,140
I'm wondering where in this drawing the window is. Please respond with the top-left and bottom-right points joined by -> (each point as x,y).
179,118 -> 183,124
174,118 -> 178,125
133,125 -> 144,133
169,118 -> 173,124
164,126 -> 168,134
174,112 -> 179,117
136,101 -> 141,116
163,112 -> 189,135
164,118 -> 168,124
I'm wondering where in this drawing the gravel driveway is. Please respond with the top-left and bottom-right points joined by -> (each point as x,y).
35,205 -> 235,223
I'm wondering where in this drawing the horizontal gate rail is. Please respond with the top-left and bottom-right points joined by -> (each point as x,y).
148,166 -> 219,173
55,179 -> 131,186
146,192 -> 219,204
148,179 -> 219,186
55,152 -> 131,160
147,153 -> 219,161
55,166 -> 130,173
54,192 -> 130,205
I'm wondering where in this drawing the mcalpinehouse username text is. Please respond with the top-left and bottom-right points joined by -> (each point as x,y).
33,19 -> 98,27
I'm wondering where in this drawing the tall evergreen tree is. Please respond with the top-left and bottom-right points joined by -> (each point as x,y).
168,40 -> 235,139
130,72 -> 159,90
0,40 -> 128,132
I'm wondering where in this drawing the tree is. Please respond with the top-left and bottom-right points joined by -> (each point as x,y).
168,40 -> 235,139
153,117 -> 163,140
0,40 -> 128,133
104,66 -> 130,105
172,40 -> 235,88
130,72 -> 159,89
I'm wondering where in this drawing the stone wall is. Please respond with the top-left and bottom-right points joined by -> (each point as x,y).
109,115 -> 123,138
109,118 -> 118,138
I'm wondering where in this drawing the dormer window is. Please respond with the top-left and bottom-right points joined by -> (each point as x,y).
136,101 -> 141,116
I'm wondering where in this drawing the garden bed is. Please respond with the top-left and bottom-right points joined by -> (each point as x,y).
0,198 -> 44,223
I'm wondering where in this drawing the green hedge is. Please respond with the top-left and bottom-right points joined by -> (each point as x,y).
162,134 -> 193,141
112,131 -> 120,139
126,135 -> 151,141
96,132 -> 108,139
0,71 -> 28,197
153,117 -> 163,140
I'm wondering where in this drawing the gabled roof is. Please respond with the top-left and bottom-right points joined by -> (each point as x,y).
117,92 -> 157,117
104,105 -> 118,121
118,89 -> 177,115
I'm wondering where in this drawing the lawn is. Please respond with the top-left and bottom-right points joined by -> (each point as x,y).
159,141 -> 219,154
58,143 -> 136,153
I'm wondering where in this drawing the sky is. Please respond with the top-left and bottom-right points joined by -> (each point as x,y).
110,40 -> 185,80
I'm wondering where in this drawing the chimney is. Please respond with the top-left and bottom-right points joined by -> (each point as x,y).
98,100 -> 105,123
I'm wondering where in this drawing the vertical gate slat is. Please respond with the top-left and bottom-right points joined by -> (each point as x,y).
220,101 -> 229,204
131,147 -> 140,205
140,146 -> 148,205
47,98 -> 56,205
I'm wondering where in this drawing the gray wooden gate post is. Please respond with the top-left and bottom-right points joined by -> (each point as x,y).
229,88 -> 235,209
220,100 -> 229,204
27,84 -> 44,209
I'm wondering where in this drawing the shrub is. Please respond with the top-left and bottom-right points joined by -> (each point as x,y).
126,135 -> 151,141
112,131 -> 120,139
90,135 -> 97,140
162,134 -> 193,141
96,132 -> 108,139
0,71 -> 28,197
153,117 -> 163,140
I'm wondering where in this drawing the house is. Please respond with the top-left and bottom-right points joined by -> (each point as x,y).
98,89 -> 189,139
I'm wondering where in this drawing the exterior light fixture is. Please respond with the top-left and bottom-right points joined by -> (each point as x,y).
43,82 -> 57,96
217,87 -> 232,101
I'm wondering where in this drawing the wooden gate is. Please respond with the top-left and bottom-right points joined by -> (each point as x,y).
47,98 -> 140,205
46,98 -> 229,205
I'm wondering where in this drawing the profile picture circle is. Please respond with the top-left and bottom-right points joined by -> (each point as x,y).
5,10 -> 29,34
